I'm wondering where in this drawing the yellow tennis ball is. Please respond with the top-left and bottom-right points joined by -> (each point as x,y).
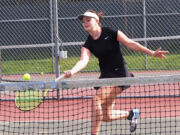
41,72 -> 44,75
24,73 -> 30,80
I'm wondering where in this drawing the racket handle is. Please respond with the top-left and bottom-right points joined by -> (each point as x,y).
55,74 -> 65,82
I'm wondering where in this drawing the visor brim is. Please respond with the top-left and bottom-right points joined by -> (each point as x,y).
77,12 -> 99,21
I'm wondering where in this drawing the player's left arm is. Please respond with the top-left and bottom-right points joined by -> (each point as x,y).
117,30 -> 169,58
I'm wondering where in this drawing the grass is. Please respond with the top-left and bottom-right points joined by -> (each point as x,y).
1,54 -> 180,74
125,54 -> 180,70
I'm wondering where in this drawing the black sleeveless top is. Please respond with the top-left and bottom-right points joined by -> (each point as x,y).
83,27 -> 131,78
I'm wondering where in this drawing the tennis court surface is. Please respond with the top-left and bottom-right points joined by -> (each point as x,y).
0,75 -> 180,135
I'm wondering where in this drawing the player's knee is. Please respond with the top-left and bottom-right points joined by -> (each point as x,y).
92,96 -> 101,106
92,99 -> 102,112
92,96 -> 103,115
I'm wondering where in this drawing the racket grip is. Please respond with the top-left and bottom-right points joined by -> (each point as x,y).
55,74 -> 65,82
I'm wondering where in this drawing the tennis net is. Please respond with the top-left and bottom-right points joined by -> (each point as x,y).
0,75 -> 180,135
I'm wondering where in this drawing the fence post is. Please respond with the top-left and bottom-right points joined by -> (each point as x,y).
53,0 -> 60,78
50,0 -> 55,73
143,0 -> 148,70
53,0 -> 61,100
0,49 -> 1,83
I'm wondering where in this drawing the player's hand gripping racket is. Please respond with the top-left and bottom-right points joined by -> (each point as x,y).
55,73 -> 65,82
15,74 -> 65,111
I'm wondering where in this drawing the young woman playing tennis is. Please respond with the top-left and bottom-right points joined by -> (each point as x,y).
64,10 -> 169,135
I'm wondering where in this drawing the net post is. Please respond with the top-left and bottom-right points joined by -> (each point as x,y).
57,88 -> 60,100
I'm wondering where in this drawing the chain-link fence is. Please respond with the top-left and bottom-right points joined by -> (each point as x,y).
0,0 -> 180,81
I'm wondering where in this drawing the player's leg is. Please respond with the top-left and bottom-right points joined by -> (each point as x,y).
91,86 -> 128,135
91,96 -> 103,135
100,86 -> 129,122
101,86 -> 140,132
91,86 -> 140,134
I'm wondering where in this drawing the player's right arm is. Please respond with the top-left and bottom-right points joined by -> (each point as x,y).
64,47 -> 91,78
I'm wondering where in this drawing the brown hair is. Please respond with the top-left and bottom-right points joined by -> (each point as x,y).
86,9 -> 104,26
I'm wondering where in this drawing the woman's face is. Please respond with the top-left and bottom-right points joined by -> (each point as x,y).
82,16 -> 98,32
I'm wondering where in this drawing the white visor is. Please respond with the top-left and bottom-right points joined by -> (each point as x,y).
78,11 -> 99,21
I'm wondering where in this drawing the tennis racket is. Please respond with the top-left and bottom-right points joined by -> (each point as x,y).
15,74 -> 65,111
